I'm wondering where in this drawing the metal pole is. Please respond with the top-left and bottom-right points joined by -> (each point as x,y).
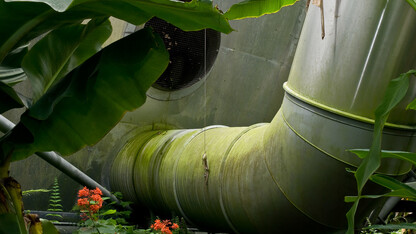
0,114 -> 118,202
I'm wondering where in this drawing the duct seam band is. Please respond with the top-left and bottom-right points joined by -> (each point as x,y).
218,123 -> 266,234
281,111 -> 356,168
151,130 -> 186,212
131,131 -> 165,203
262,115 -> 333,228
283,82 -> 416,130
282,92 -> 413,176
172,126 -> 227,227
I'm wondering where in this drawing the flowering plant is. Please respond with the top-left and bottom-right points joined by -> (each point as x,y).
150,219 -> 180,234
75,187 -> 128,234
77,186 -> 104,221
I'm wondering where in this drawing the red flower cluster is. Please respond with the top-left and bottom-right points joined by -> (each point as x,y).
77,187 -> 103,220
150,219 -> 179,234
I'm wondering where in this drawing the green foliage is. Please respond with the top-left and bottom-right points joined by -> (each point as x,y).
406,0 -> 416,11
22,189 -> 50,197
0,0 -> 296,163
172,216 -> 189,234
0,179 -> 27,233
0,27 -> 169,162
350,149 -> 416,165
0,213 -> 25,233
0,0 -> 299,232
360,214 -> 416,234
0,80 -> 26,113
0,0 -> 232,63
46,177 -> 63,223
40,218 -> 60,234
0,0 -> 234,164
22,18 -> 112,101
365,223 -> 416,231
346,70 -> 416,234
407,98 -> 416,110
100,192 -> 132,225
224,0 -> 299,20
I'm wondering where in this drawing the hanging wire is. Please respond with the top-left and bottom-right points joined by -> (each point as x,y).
202,28 -> 209,186
203,28 -> 207,154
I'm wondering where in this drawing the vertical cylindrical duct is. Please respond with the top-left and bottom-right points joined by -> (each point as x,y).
286,0 -> 416,126
111,0 -> 416,233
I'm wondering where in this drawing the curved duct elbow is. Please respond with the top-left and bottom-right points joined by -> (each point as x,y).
111,92 -> 413,233
111,0 -> 416,232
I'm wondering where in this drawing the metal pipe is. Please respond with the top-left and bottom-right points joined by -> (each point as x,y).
0,114 -> 118,202
110,0 -> 416,232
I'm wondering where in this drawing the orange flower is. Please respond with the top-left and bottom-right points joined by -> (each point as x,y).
77,187 -> 103,221
90,194 -> 103,206
150,219 -> 179,234
161,226 -> 172,234
89,204 -> 101,212
77,198 -> 89,206
92,187 -> 103,195
152,219 -> 164,230
78,187 -> 89,197
171,223 -> 179,230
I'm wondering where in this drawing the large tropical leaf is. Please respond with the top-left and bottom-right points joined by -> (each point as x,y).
407,97 -> 416,110
0,0 -> 232,63
0,66 -> 31,113
1,45 -> 28,68
0,67 -> 26,87
40,218 -> 59,234
22,18 -> 112,101
224,0 -> 299,20
0,82 -> 25,114
0,66 -> 29,115
0,214 -> 25,233
0,27 -> 169,162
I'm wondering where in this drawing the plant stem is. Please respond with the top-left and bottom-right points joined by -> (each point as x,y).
89,210 -> 101,234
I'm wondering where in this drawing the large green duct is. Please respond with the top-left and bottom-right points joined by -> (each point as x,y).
111,0 -> 416,233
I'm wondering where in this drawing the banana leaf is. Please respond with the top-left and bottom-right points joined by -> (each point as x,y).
224,0 -> 299,20
22,18 -> 112,101
0,81 -> 25,113
0,27 -> 169,162
0,0 -> 232,63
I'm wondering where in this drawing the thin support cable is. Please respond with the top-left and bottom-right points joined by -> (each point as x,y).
202,29 -> 210,186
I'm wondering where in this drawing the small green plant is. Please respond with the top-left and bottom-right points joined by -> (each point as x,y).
46,177 -> 63,223
99,191 -> 132,225
346,70 -> 416,233
75,186 -> 125,233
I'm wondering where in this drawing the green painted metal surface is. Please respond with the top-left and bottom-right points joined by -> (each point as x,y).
111,93 -> 414,233
286,0 -> 416,127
